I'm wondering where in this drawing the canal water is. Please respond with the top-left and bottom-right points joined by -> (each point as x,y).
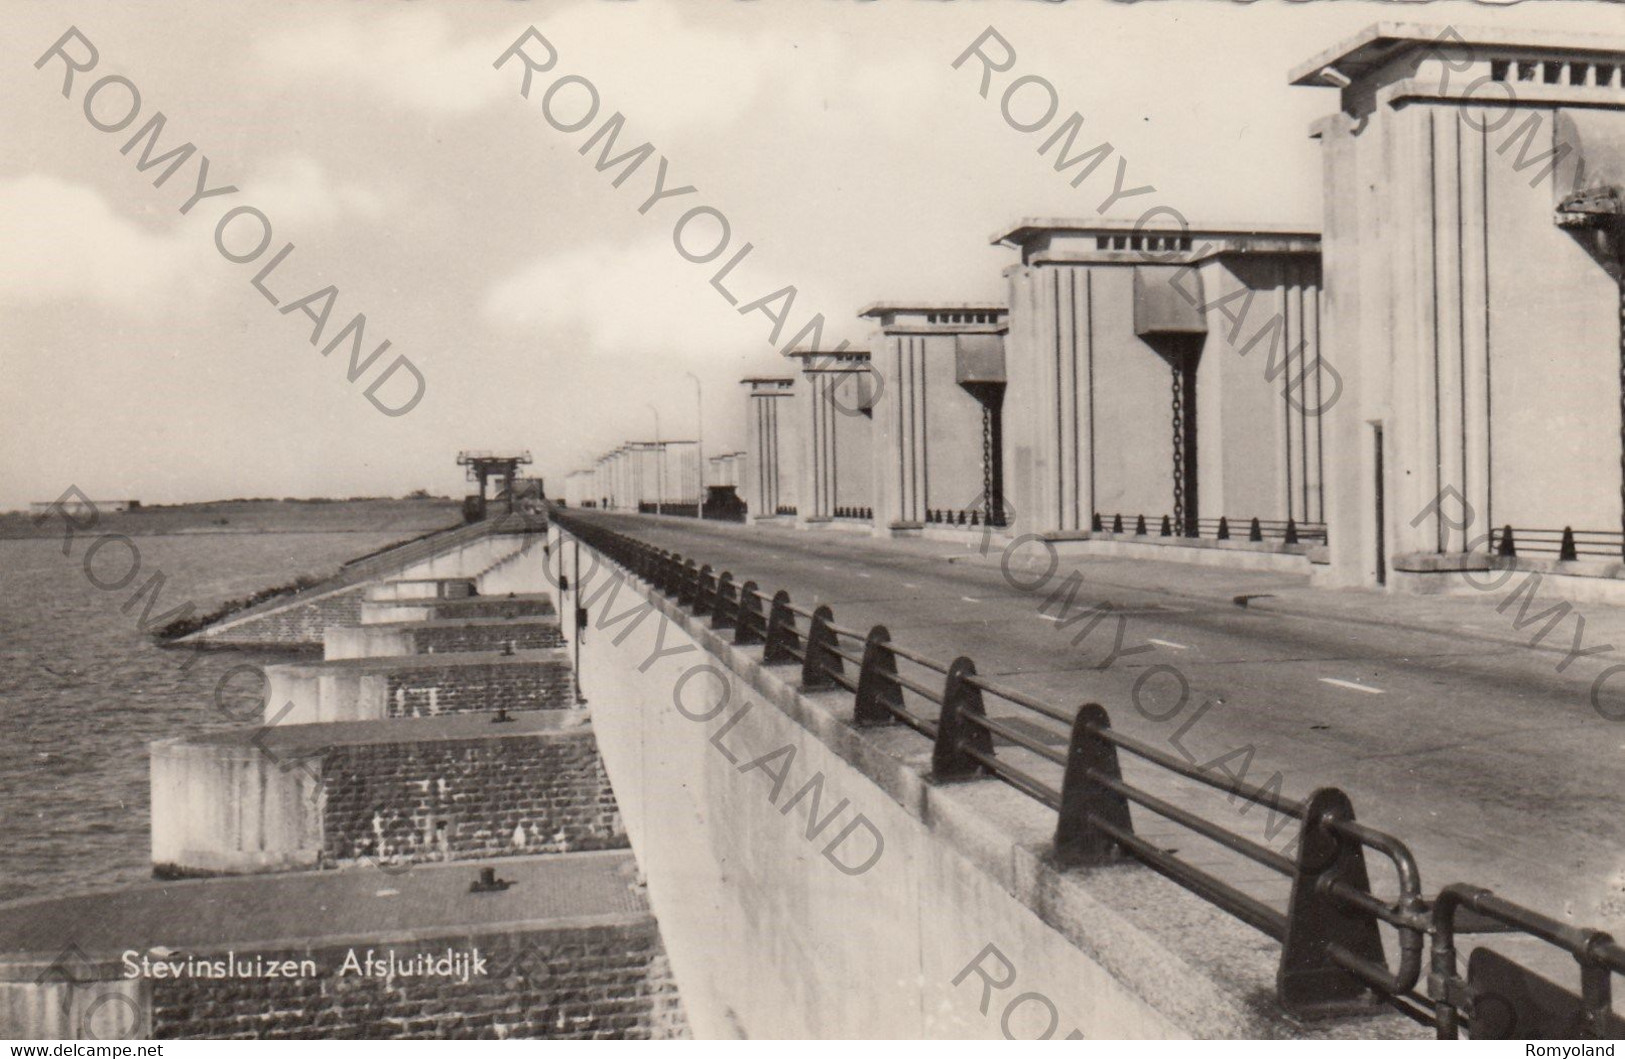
0,531 -> 415,907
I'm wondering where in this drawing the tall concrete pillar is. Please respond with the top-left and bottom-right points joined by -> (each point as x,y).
995,221 -> 1323,542
1292,25 -> 1625,587
788,349 -> 878,525
740,377 -> 797,521
859,304 -> 1009,535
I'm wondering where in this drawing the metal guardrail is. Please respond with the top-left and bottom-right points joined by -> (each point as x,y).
1490,525 -> 1625,561
1094,512 -> 1329,545
923,507 -> 1005,528
552,509 -> 1624,1039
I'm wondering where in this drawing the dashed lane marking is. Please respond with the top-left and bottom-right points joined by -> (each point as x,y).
1319,677 -> 1384,695
1148,639 -> 1189,650
961,596 -> 980,603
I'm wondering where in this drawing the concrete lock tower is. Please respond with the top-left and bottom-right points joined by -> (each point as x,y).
995,221 -> 1326,545
740,375 -> 798,522
1292,24 -> 1625,589
859,304 -> 1010,536
788,348 -> 878,528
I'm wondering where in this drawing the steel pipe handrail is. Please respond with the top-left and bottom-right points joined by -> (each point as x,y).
1087,721 -> 1309,821
550,509 -> 1625,1034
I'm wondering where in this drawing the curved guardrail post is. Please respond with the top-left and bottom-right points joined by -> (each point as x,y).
854,625 -> 904,727
1278,787 -> 1387,1018
1561,526 -> 1579,562
1055,703 -> 1134,867
933,657 -> 993,781
712,572 -> 736,630
694,564 -> 715,617
764,590 -> 800,665
736,581 -> 764,645
802,605 -> 842,690
663,553 -> 683,596
678,559 -> 699,608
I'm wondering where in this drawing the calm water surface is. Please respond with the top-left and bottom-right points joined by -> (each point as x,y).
0,531 -> 420,905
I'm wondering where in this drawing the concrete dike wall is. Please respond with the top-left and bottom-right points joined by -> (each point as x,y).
265,650 -> 576,724
553,526 -> 1411,1040
325,617 -> 565,660
151,713 -> 623,876
0,852 -> 686,1040
180,522 -> 542,650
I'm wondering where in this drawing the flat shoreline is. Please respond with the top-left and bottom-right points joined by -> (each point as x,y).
2,498 -> 462,541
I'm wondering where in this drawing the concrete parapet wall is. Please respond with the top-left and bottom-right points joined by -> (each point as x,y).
364,579 -> 476,602
265,650 -> 577,724
555,528 -> 1416,1039
1047,534 -> 1316,573
477,539 -> 554,596
396,536 -> 525,583
151,717 -> 621,876
360,594 -> 557,626
325,618 -> 565,660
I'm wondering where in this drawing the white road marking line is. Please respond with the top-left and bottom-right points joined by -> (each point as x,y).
1319,677 -> 1384,695
1037,614 -> 1062,622
1148,638 -> 1189,650
902,582 -> 918,589
961,596 -> 980,603
857,572 -> 871,578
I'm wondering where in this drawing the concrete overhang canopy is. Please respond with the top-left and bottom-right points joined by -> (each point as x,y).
992,217 -> 1319,266
787,347 -> 872,371
788,347 -> 879,411
858,302 -> 1008,334
1290,22 -> 1625,88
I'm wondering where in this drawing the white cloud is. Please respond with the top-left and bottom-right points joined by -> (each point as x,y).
250,155 -> 393,226
254,14 -> 510,115
482,233 -> 765,358
0,175 -> 198,312
251,6 -> 944,141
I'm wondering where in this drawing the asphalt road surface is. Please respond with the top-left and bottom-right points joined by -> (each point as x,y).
562,511 -> 1625,986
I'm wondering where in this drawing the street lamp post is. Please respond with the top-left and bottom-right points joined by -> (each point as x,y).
686,372 -> 704,521
647,403 -> 664,516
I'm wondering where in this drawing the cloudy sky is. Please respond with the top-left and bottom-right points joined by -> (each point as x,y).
0,0 -> 1606,509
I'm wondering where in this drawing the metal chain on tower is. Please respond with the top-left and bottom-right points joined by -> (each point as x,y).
982,404 -> 996,526
1171,362 -> 1185,535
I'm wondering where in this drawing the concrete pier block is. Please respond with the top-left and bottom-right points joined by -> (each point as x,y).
149,715 -> 620,877
263,649 -> 577,724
